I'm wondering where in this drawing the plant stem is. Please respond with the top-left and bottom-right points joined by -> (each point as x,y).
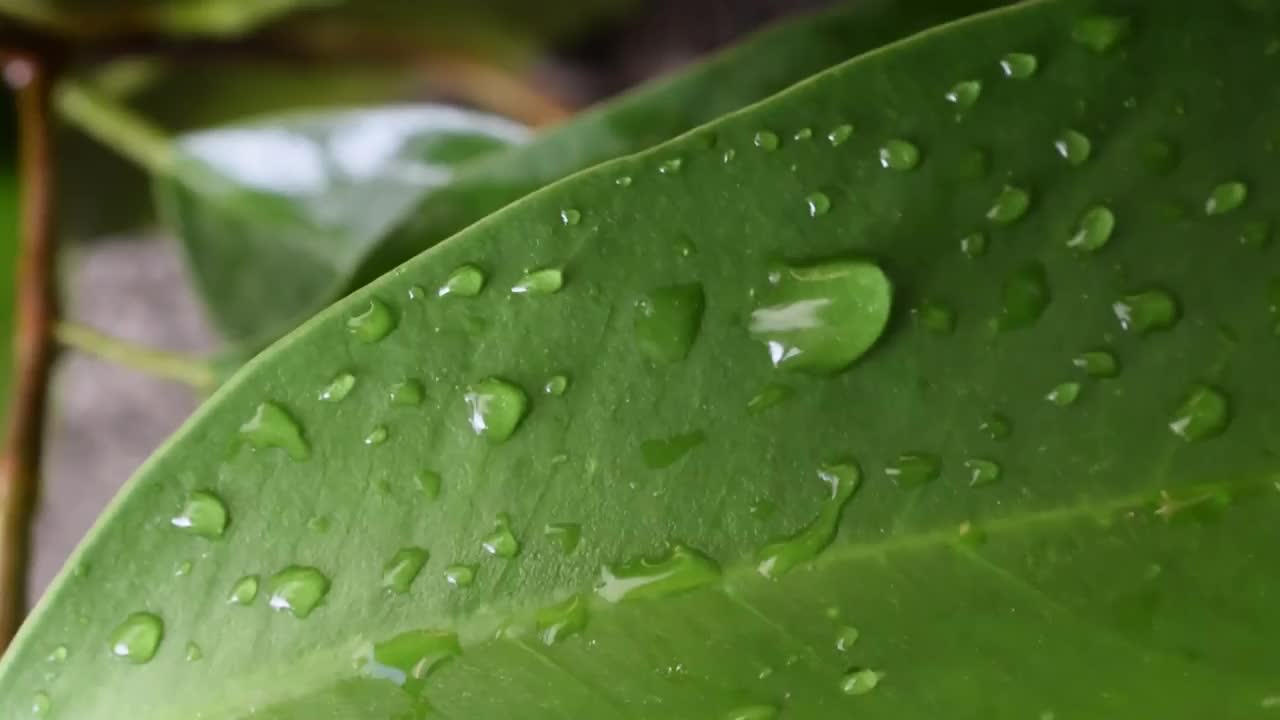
53,78 -> 173,176
0,51 -> 57,653
54,322 -> 215,392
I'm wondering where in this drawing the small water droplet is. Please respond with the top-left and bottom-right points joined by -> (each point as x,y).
184,642 -> 202,662
560,208 -> 581,226
1206,181 -> 1248,215
1071,15 -> 1130,53
960,232 -> 987,258
615,175 -> 633,187
544,522 -> 581,554
383,547 -> 429,593
658,157 -> 684,174
641,430 -> 706,469
1054,129 -> 1092,166
993,261 -> 1050,331
307,515 -> 330,533
754,130 -> 780,151
512,268 -> 564,295
987,185 -> 1031,224
945,80 -> 982,109
912,300 -> 956,334
170,490 -> 228,539
536,594 -> 589,645
347,298 -> 396,343
1000,52 -> 1038,78
110,612 -> 163,664
635,283 -> 705,363
31,691 -> 50,714
358,629 -> 461,693
1240,220 -> 1272,249
748,498 -> 777,520
543,375 -> 569,396
723,706 -> 779,720
793,127 -> 813,141
749,259 -> 892,374
239,402 -> 309,460
597,544 -> 721,603
722,148 -> 737,163
756,463 -> 860,578
47,645 -> 67,663
827,124 -> 854,146
364,425 -> 389,446
841,668 -> 884,696
805,192 -> 831,217
1113,290 -> 1179,334
174,562 -> 191,579
879,139 -> 920,171
885,453 -> 940,488
227,575 -> 259,605
1169,385 -> 1230,441
980,413 -> 1012,440
1067,205 -> 1115,253
268,566 -> 330,619
438,265 -> 485,297
1073,350 -> 1119,377
836,625 -> 860,652
407,284 -> 427,300
1046,381 -> 1082,406
444,564 -> 476,588
964,458 -> 1002,487
747,383 -> 792,414
464,378 -> 529,443
481,513 -> 521,558
388,380 -> 425,407
319,372 -> 355,402
414,470 -> 442,501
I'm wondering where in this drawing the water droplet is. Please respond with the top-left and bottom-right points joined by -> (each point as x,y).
635,283 -> 705,363
749,259 -> 892,374
756,463 -> 860,578
383,547 -> 428,594
597,544 -> 721,603
722,148 -> 736,163
464,378 -> 529,443
806,192 -> 831,217
31,691 -> 50,714
912,300 -> 956,334
444,564 -> 476,588
1240,220 -> 1272,249
544,522 -> 581,554
407,284 -> 427,300
879,139 -> 920,171
358,629 -> 460,693
536,594 -> 589,645
747,383 -> 792,414
748,498 -> 777,520
110,612 -> 163,664
945,80 -> 982,109
511,268 -> 564,295
980,413 -> 1012,440
1054,129 -> 1092,166
1067,206 -> 1115,253
438,265 -> 485,297
836,625 -> 860,652
268,566 -> 330,619
542,375 -> 570,396
347,298 -> 396,343
987,185 -> 1031,224
754,130 -> 779,151
641,430 -> 706,469
1071,15 -> 1130,53
1113,290 -> 1179,334
993,261 -> 1050,331
1073,350 -> 1119,377
793,127 -> 813,141
1000,52 -> 1038,78
964,458 -> 1002,487
658,157 -> 684,174
1169,385 -> 1230,441
827,124 -> 854,146
885,453 -> 940,488
960,232 -> 987,258
615,175 -> 633,187
226,575 -> 259,605
319,372 -> 355,402
414,470 -> 442,501
481,513 -> 521,558
364,425 -> 389,446
560,208 -> 581,226
723,706 -> 779,720
170,490 -> 228,539
180,642 -> 202,663
1046,382 -> 1082,406
390,380 -> 425,407
239,402 -> 309,461
307,515 -> 330,533
841,668 -> 884,696
1206,181 -> 1248,215
47,645 -> 67,663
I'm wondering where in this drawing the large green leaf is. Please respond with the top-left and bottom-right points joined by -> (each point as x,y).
160,0 -> 1008,346
5,0 -> 1280,717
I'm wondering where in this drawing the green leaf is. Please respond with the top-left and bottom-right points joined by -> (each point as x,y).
7,0 -> 1280,717
160,0 -> 1009,345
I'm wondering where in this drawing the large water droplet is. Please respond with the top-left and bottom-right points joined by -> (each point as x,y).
438,265 -> 485,297
987,185 -> 1031,224
641,430 -> 706,469
964,458 -> 1002,487
723,706 -> 779,720
536,594 -> 589,645
1000,52 -> 1038,78
840,668 -> 884,696
884,453 -> 939,488
268,566 -> 330,619
347,298 -> 396,343
836,625 -> 860,651
1169,385 -> 1230,441
227,575 -> 259,605
359,629 -> 461,694
1071,15 -> 1130,53
544,522 -> 582,554
748,259 -> 892,374
481,513 -> 520,558
747,383 -> 792,414
1205,181 -> 1248,215
239,402 -> 309,460
170,490 -> 228,539
1113,290 -> 1179,334
319,372 -> 355,402
597,544 -> 721,603
993,261 -> 1050,331
1067,206 -> 1115,253
1073,349 -> 1119,377
879,139 -> 920,171
754,130 -> 780,151
384,547 -> 429,594
444,564 -> 477,588
414,470 -> 442,501
1046,381 -> 1082,406
464,378 -> 529,443
635,283 -> 705,363
806,192 -> 831,217
390,380 -> 425,407
827,124 -> 854,146
110,612 -> 163,664
1054,129 -> 1092,166
945,80 -> 982,109
511,268 -> 564,295
756,463 -> 860,578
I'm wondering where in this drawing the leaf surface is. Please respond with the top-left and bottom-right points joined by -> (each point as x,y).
5,1 -> 1280,718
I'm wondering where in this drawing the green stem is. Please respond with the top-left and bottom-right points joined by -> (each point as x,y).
53,78 -> 174,176
54,322 -> 215,391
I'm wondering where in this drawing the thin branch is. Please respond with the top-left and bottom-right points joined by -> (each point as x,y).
0,49 -> 57,653
54,322 -> 215,392
53,77 -> 173,176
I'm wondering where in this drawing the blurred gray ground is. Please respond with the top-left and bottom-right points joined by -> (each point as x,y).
27,0 -> 826,604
